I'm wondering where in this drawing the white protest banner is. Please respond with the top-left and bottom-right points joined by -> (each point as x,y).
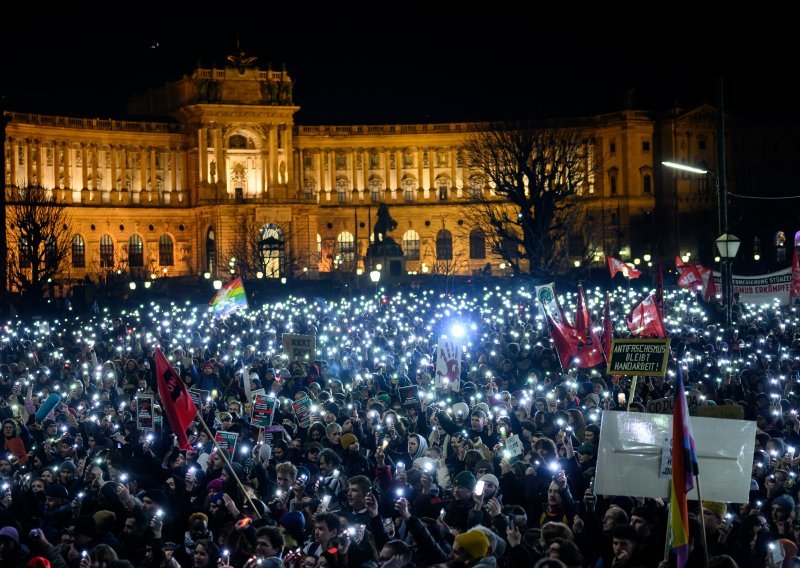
535,283 -> 564,325
713,267 -> 792,306
594,411 -> 755,502
505,434 -> 524,458
435,335 -> 462,392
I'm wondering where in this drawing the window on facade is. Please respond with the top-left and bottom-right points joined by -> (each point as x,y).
369,153 -> 381,169
402,177 -> 416,202
436,177 -> 450,200
469,229 -> 486,259
335,153 -> 346,170
336,178 -> 349,203
610,174 -> 617,195
436,230 -> 453,261
468,176 -> 484,200
159,234 -> 174,266
568,233 -> 584,257
402,152 -> 414,167
337,232 -> 355,263
45,237 -> 57,270
369,178 -> 383,203
316,234 -> 322,262
128,235 -> 144,267
72,235 -> 85,268
228,135 -> 248,149
642,140 -> 650,152
206,228 -> 216,273
402,230 -> 420,260
260,224 -> 285,278
609,140 -> 616,154
18,238 -> 30,268
643,174 -> 652,194
100,235 -> 115,268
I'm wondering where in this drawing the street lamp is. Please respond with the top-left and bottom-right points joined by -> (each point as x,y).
715,233 -> 741,327
369,269 -> 381,295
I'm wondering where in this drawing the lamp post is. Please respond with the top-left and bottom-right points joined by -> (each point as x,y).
369,269 -> 381,295
715,233 -> 740,327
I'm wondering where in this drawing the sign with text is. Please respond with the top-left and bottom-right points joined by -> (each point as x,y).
607,339 -> 670,377
713,267 -> 792,306
251,394 -> 277,428
214,431 -> 238,458
646,391 -> 700,415
262,425 -> 285,447
188,389 -> 209,411
399,386 -> 421,409
292,396 -> 312,428
282,334 -> 316,361
136,395 -> 154,430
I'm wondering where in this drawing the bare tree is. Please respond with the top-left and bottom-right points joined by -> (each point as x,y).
6,186 -> 73,305
463,122 -> 591,277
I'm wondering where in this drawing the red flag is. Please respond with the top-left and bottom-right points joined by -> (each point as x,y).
546,311 -> 578,368
791,246 -> 800,304
575,285 -> 590,336
573,286 -> 604,368
155,349 -> 198,450
602,294 -> 613,362
675,257 -> 717,302
627,293 -> 666,337
607,256 -> 642,279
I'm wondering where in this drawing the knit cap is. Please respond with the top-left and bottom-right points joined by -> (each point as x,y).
454,529 -> 491,559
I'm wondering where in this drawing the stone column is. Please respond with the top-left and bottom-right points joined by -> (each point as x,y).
428,148 -> 435,193
395,149 -> 401,193
150,148 -> 158,194
213,128 -> 225,193
384,147 -> 392,190
120,147 -> 127,190
198,128 -> 208,184
416,148 -> 424,191
170,149 -> 178,192
138,147 -> 147,191
64,144 -> 72,189
284,125 -> 293,186
109,146 -> 117,190
268,125 -> 278,187
25,139 -> 33,186
81,144 -> 89,189
315,149 -> 323,196
91,145 -> 99,190
8,139 -> 17,187
450,147 -> 458,193
350,148 -> 358,194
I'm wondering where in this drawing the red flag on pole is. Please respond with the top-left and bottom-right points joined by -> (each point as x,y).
602,294 -> 613,362
572,286 -> 604,368
627,293 -> 666,338
546,311 -> 578,368
607,256 -> 642,279
575,285 -> 590,337
155,349 -> 198,450
675,257 -> 717,302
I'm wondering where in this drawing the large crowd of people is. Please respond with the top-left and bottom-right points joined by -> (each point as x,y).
0,283 -> 797,568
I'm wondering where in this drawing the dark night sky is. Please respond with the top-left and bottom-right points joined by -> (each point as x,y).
0,6 -> 792,125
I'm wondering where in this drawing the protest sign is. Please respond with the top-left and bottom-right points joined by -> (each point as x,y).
262,425 -> 285,447
188,389 -> 209,411
251,394 -> 277,427
399,386 -> 420,408
713,267 -> 792,306
435,335 -> 462,391
282,334 -> 316,360
292,396 -> 312,428
214,431 -> 238,458
136,395 -> 154,430
606,339 -> 670,377
646,391 -> 699,414
505,434 -> 524,458
595,411 -> 755,502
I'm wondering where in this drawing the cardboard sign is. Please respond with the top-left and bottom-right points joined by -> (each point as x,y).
646,392 -> 699,414
282,334 -> 316,361
595,411 -> 755,502
399,386 -> 421,408
435,335 -> 462,392
215,431 -> 238,458
188,389 -> 209,411
136,395 -> 154,430
505,434 -> 524,458
251,394 -> 277,427
606,339 -> 670,377
262,425 -> 285,447
292,396 -> 312,428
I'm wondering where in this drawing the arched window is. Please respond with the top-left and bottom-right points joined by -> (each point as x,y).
402,230 -> 420,260
128,235 -> 144,267
402,177 -> 416,202
469,229 -> 486,259
45,237 -> 58,270
228,134 -> 248,149
206,228 -> 216,273
436,230 -> 453,261
159,235 -> 174,266
100,235 -> 114,268
337,231 -> 355,263
643,174 -> 652,194
72,235 -> 85,268
260,224 -> 285,278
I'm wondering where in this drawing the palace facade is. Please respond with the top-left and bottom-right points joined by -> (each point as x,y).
3,62 -> 722,287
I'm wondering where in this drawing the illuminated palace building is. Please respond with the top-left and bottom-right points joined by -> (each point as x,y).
3,61 -> 720,286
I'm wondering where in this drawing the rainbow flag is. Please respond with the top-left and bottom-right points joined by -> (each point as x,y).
669,364 -> 698,567
210,277 -> 248,317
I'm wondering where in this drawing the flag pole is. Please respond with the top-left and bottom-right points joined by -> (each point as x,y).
663,501 -> 671,563
694,472 -> 710,568
196,411 -> 263,519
